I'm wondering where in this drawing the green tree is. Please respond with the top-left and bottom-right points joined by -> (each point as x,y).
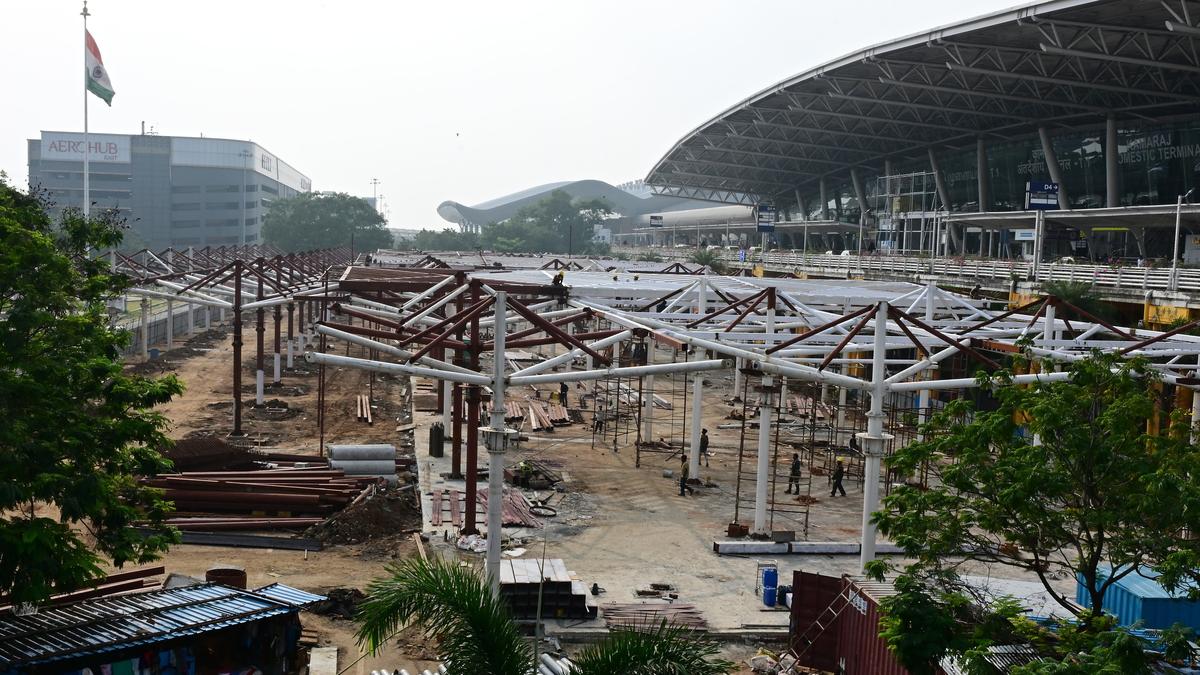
478,190 -> 611,255
411,228 -> 478,251
635,251 -> 664,263
0,180 -> 182,605
870,352 -> 1200,671
690,249 -> 727,274
262,192 -> 390,253
357,557 -> 734,675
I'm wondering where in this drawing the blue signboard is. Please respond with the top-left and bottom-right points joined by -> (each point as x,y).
1026,180 -> 1060,210
757,204 -> 776,233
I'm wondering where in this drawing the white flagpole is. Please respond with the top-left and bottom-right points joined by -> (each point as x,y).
81,0 -> 90,218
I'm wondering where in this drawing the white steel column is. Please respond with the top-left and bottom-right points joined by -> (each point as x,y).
204,305 -> 211,330
642,374 -> 655,443
442,379 -> 452,432
1105,115 -> 1119,208
1038,127 -> 1068,208
165,298 -> 174,350
733,357 -> 744,398
486,292 -> 508,595
140,298 -> 150,359
860,301 -> 889,570
753,299 -> 777,535
689,374 -> 704,476
186,301 -> 194,337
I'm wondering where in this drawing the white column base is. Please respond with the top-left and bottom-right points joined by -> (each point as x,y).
273,353 -> 281,383
256,370 -> 265,405
287,341 -> 294,369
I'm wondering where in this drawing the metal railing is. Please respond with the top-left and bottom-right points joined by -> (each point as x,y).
617,248 -> 1200,294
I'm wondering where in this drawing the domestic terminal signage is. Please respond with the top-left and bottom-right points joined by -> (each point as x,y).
1025,180 -> 1060,210
757,203 -> 776,233
649,215 -> 663,228
41,132 -> 129,163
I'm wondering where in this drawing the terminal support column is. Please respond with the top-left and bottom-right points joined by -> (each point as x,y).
976,139 -> 989,212
1106,115 -> 1119,208
1039,126 -> 1069,208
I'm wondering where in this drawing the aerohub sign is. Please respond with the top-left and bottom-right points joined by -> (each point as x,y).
41,132 -> 129,163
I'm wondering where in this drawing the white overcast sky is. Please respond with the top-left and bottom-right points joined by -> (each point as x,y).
3,0 -> 1021,229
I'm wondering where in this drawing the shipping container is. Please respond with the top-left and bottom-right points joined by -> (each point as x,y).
1076,565 -> 1200,631
790,571 -> 910,675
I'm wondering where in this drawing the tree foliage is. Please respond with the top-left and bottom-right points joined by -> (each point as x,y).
479,190 -> 611,255
356,557 -> 733,675
870,352 -> 1200,672
410,228 -> 478,252
261,192 -> 390,253
690,249 -> 727,274
0,179 -> 182,605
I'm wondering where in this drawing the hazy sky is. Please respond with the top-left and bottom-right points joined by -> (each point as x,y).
3,0 -> 1022,229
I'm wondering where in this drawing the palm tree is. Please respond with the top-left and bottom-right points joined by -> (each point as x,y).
690,249 -> 727,275
356,557 -> 734,674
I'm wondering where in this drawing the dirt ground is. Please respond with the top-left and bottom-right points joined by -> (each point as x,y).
131,321 -> 1032,674
130,318 -> 441,674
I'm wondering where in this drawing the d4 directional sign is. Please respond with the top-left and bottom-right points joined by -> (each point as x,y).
1026,180 -> 1060,210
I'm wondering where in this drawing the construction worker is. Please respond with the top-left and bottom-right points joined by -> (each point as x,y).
679,454 -> 694,496
559,381 -> 569,405
699,428 -> 710,467
830,460 -> 847,497
786,453 -> 802,494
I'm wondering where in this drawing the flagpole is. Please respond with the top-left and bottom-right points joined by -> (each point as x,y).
81,0 -> 90,219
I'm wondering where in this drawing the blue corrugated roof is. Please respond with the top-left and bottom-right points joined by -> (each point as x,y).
0,582 -> 323,667
1096,565 -> 1199,600
251,583 -> 327,608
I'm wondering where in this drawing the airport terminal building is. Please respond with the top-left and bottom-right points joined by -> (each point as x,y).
27,131 -> 311,250
642,0 -> 1200,260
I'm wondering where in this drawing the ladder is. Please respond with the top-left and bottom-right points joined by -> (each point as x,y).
790,584 -> 859,661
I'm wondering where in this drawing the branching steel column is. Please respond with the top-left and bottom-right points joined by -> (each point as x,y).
753,290 -> 777,536
232,261 -> 244,435
486,291 -> 509,595
860,301 -> 890,570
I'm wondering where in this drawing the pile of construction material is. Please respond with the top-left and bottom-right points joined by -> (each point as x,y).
328,443 -> 399,485
145,466 -> 380,524
498,558 -> 596,620
602,601 -> 708,630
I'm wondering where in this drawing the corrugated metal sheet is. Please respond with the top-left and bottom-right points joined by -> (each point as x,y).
251,582 -> 327,608
837,577 -> 909,675
1077,566 -> 1200,630
0,582 -> 300,667
790,570 -> 841,672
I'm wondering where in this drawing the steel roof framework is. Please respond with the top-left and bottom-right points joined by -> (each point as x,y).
646,0 -> 1200,203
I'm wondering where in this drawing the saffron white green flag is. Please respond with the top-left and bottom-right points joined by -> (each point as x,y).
85,30 -> 114,105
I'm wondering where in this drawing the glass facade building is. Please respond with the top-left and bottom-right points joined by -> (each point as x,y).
27,132 -> 311,250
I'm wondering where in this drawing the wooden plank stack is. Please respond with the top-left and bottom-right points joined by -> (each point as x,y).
602,601 -> 709,630
356,394 -> 374,424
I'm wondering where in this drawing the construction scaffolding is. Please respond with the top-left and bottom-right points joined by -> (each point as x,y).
873,171 -> 944,256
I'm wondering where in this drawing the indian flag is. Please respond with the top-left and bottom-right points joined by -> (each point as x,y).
85,30 -> 114,105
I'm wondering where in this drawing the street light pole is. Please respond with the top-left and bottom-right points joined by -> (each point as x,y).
1172,188 -> 1195,291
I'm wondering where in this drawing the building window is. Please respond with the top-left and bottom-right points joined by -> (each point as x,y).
172,202 -> 202,211
171,185 -> 202,194
260,184 -> 279,195
205,201 -> 240,210
171,220 -> 201,228
205,184 -> 239,193
245,184 -> 258,192
245,201 -> 257,209
205,218 -> 239,227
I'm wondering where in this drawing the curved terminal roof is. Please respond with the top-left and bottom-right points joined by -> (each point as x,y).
646,0 -> 1200,204
437,179 -> 722,226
